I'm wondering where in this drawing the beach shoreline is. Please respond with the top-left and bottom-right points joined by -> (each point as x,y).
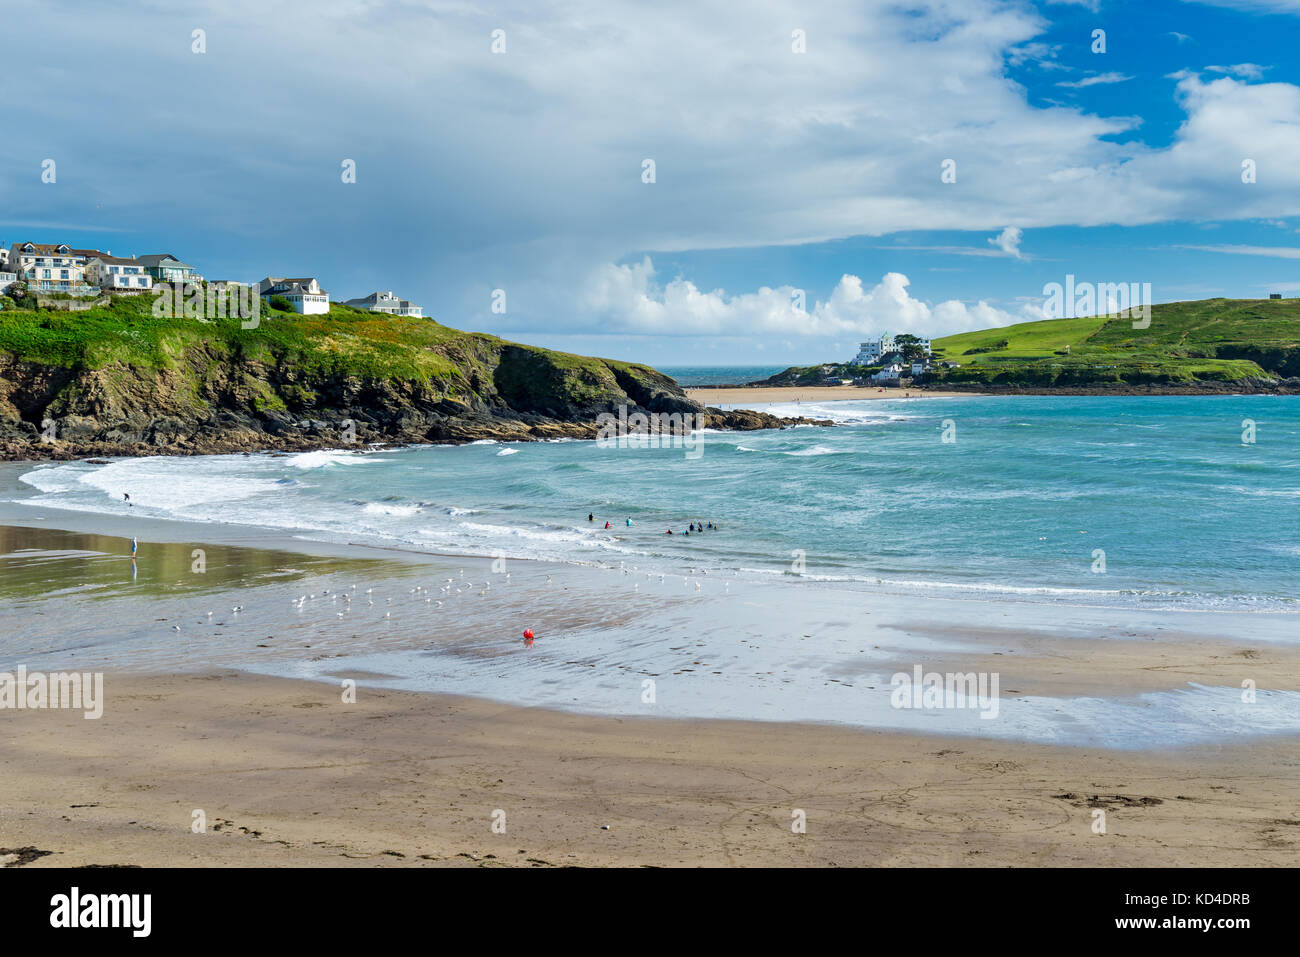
3,668 -> 1298,867
686,385 -> 971,406
4,462 -> 1300,866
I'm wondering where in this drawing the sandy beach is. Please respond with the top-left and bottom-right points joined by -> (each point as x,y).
2,495 -> 1299,866
2,669 -> 1297,867
685,385 -> 971,406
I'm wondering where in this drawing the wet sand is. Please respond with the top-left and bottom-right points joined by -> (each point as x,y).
4,670 -> 1299,867
2,497 -> 1299,866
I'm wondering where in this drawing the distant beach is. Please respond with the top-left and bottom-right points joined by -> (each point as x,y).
686,385 -> 970,405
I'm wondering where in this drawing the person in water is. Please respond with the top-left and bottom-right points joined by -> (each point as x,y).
689,523 -> 695,532
626,517 -> 632,526
588,513 -> 593,522
604,521 -> 611,529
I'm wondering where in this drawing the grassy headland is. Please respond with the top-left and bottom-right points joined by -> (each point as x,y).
757,298 -> 1300,391
0,290 -> 825,459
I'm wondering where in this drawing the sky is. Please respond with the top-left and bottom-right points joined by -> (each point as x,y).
4,0 -> 1300,366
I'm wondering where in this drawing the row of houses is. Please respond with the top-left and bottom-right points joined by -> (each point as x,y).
0,241 -> 424,318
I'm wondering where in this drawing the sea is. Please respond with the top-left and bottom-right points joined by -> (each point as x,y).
11,394 -> 1300,614
658,365 -> 786,385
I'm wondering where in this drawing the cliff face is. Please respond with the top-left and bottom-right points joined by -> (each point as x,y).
0,302 -> 829,460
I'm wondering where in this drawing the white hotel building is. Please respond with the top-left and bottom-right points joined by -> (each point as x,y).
853,334 -> 931,365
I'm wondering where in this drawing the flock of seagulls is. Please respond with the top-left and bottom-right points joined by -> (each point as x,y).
172,556 -> 733,633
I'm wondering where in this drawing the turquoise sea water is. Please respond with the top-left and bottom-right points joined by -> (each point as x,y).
12,394 -> 1300,613
658,365 -> 786,385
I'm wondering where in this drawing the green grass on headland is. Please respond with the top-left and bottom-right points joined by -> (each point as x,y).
0,288 -> 670,411
930,298 -> 1300,386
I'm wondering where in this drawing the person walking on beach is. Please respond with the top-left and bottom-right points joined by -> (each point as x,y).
130,537 -> 137,557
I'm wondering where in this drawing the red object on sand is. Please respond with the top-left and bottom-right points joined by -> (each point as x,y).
523,629 -> 534,640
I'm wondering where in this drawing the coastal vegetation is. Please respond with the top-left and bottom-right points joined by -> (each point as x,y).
0,287 -> 824,459
756,298 -> 1300,390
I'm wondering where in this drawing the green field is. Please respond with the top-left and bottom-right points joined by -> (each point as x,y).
929,297 -> 1300,386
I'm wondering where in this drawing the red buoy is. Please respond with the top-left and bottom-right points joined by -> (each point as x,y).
523,628 -> 534,640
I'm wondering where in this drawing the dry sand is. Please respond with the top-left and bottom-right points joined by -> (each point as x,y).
3,670 -> 1298,868
686,385 -> 973,406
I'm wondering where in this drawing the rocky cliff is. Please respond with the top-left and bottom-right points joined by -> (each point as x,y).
0,296 -> 830,460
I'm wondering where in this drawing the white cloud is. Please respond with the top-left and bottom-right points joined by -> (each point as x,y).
1177,244 -> 1300,258
5,1 -> 1300,344
1207,63 -> 1267,79
988,226 -> 1024,258
580,258 -> 1024,338
1056,72 -> 1134,89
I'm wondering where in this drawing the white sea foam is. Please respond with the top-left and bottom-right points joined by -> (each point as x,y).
284,449 -> 379,469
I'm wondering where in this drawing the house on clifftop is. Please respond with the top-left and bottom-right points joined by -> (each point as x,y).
258,276 -> 330,314
137,254 -> 201,284
343,290 -> 423,317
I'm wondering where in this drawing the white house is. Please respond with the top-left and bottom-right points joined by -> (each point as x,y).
0,271 -> 16,296
870,363 -> 904,383
910,361 -> 930,377
258,277 -> 330,314
7,242 -> 108,293
85,255 -> 153,292
343,290 -> 423,317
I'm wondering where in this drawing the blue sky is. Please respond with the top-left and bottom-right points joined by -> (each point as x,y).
4,0 -> 1300,366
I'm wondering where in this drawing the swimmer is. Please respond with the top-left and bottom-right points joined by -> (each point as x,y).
588,512 -> 593,522
626,517 -> 632,526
